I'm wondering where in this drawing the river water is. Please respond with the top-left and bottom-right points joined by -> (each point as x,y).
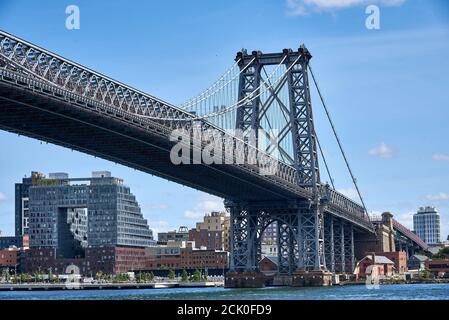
0,283 -> 448,300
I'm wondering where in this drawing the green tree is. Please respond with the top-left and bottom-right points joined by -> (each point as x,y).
419,268 -> 432,280
95,271 -> 104,281
181,269 -> 189,282
433,247 -> 449,260
112,273 -> 130,283
168,269 -> 175,280
193,269 -> 201,282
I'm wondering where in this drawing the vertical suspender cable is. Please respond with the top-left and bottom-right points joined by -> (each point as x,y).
308,64 -> 369,217
316,134 -> 335,190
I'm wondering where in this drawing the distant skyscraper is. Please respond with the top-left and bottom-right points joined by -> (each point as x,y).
26,171 -> 154,257
413,206 -> 441,245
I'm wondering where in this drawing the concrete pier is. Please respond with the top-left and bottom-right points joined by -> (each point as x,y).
224,272 -> 265,288
292,270 -> 333,287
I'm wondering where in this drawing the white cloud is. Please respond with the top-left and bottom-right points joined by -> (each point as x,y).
338,188 -> 360,201
368,142 -> 394,159
148,220 -> 172,240
426,192 -> 449,201
0,192 -> 6,202
184,195 -> 225,220
432,153 -> 449,162
286,0 -> 406,16
147,203 -> 169,210
395,211 -> 414,229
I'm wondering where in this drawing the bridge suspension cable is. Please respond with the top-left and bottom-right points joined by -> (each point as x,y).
137,54 -> 294,122
308,63 -> 369,216
196,55 -> 289,119
179,58 -> 254,110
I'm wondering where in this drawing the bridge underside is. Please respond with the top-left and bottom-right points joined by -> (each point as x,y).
225,200 -> 367,287
0,80 -> 303,202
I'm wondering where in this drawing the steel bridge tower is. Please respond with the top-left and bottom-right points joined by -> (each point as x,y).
226,46 -> 350,287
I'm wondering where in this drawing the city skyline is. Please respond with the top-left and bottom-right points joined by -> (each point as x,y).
0,0 -> 449,239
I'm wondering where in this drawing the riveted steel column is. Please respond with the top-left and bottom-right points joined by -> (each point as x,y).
324,214 -> 335,273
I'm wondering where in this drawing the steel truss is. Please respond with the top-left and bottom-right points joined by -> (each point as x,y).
324,215 -> 335,272
344,224 -> 355,273
227,200 -> 327,275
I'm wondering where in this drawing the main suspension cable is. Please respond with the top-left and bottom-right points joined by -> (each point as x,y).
308,63 -> 369,216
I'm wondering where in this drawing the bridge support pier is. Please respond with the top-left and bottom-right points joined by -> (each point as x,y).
225,200 -> 334,288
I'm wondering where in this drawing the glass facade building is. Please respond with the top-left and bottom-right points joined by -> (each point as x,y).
413,206 -> 441,245
27,171 -> 154,256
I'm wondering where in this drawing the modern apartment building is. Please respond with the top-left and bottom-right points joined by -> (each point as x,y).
413,206 -> 441,245
26,171 -> 154,256
15,171 -> 46,236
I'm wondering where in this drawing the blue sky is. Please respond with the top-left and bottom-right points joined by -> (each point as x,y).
0,0 -> 448,239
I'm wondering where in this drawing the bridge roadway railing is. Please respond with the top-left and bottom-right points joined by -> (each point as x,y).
324,187 -> 373,230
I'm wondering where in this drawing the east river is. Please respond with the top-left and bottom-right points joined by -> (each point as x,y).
0,283 -> 448,300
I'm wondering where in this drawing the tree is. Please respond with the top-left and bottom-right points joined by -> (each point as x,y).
419,268 -> 432,280
113,273 -> 130,283
433,247 -> 449,260
193,269 -> 201,282
181,269 -> 189,282
203,269 -> 208,281
95,271 -> 104,281
168,269 -> 175,280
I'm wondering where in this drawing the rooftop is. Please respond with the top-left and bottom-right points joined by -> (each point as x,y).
364,255 -> 394,265
416,206 -> 438,214
411,254 -> 429,262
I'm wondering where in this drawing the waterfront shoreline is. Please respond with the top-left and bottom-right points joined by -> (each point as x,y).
2,278 -> 449,292
0,281 -> 224,292
0,283 -> 448,300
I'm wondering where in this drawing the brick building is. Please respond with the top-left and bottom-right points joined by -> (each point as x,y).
144,241 -> 228,270
356,255 -> 395,278
188,229 -> 224,251
0,248 -> 19,269
22,246 -> 147,275
189,212 -> 230,251
259,256 -> 278,276
426,260 -> 449,274
375,251 -> 408,274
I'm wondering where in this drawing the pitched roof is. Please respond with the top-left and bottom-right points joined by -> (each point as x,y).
410,254 -> 429,262
262,256 -> 278,266
365,255 -> 394,264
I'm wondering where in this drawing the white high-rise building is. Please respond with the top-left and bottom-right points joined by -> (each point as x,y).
413,206 -> 441,245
